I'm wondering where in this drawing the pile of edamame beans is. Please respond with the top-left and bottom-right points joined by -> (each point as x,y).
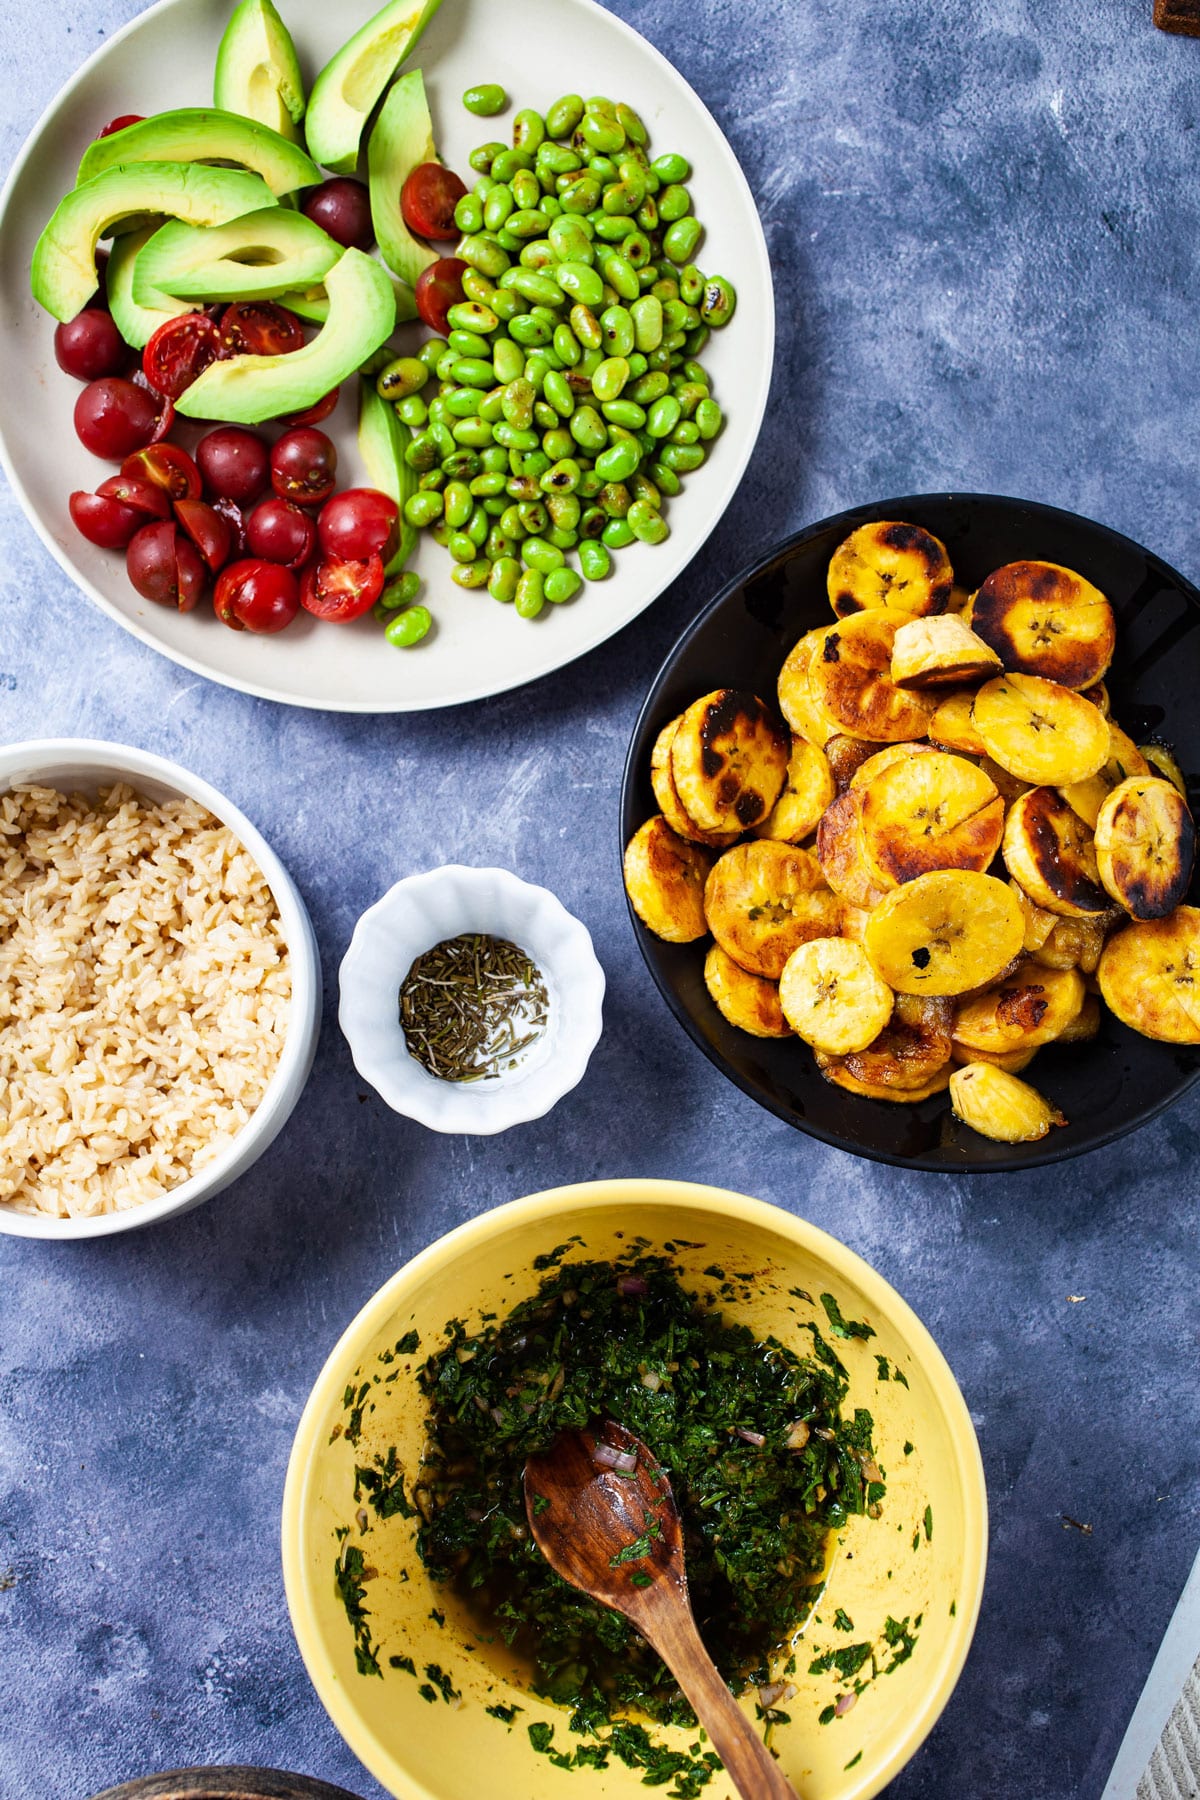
376,91 -> 737,622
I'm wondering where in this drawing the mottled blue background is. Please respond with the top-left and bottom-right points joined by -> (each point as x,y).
2,2 -> 1199,1797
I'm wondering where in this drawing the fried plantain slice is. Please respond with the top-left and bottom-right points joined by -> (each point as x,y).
704,840 -> 843,978
968,561 -> 1116,689
1059,724 -> 1150,829
1030,914 -> 1111,974
811,612 -> 936,742
816,790 -> 895,910
847,741 -> 936,791
950,1042 -> 1039,1073
860,750 -> 1004,884
753,738 -> 836,844
1082,681 -> 1110,716
953,965 -> 1086,1054
949,1062 -> 1066,1143
842,994 -> 955,1090
1002,786 -> 1110,917
623,816 -> 713,942
650,716 -> 741,849
863,869 -> 1025,996
929,688 -> 987,756
825,733 -> 890,793
704,942 -> 793,1038
826,520 -> 954,620
778,936 -> 894,1054
1055,993 -> 1102,1043
1099,906 -> 1200,1042
972,674 -> 1109,787
1139,740 -> 1188,798
890,614 -> 1003,688
815,1049 -> 952,1103
777,630 -> 842,747
671,689 -> 790,835
1095,775 -> 1196,919
1010,879 -> 1058,953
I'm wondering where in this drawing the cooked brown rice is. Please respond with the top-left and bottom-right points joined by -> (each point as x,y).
0,782 -> 291,1220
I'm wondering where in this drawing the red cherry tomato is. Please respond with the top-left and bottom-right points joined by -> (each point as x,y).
299,553 -> 384,622
302,179 -> 373,251
70,490 -> 146,550
400,163 -> 469,241
174,497 -> 233,573
318,487 -> 398,562
97,113 -> 144,138
277,386 -> 340,428
74,378 -> 165,460
195,426 -> 269,504
270,427 -> 337,504
214,559 -> 300,633
126,521 -> 206,611
220,301 -> 305,357
97,473 -> 172,522
122,442 -> 202,502
142,314 -> 224,400
245,497 -> 317,569
55,310 -> 127,381
210,495 -> 247,559
129,368 -> 176,442
414,257 -> 468,334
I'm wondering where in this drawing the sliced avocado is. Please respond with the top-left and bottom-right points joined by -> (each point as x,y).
107,226 -> 199,349
359,378 -> 417,572
78,107 -> 319,198
134,208 -> 340,303
281,267 -> 417,323
32,162 -> 276,321
305,0 -> 443,175
368,69 -> 438,289
176,248 -> 395,422
214,0 -> 306,144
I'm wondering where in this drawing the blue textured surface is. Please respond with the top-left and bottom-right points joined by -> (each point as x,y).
2,3 -> 1199,1798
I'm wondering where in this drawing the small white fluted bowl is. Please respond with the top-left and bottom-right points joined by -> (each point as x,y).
338,866 -> 605,1134
0,738 -> 322,1239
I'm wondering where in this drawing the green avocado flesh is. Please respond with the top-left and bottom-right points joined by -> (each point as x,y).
282,269 -> 418,324
368,68 -> 437,289
134,208 -> 341,302
175,248 -> 395,422
32,162 -> 276,321
358,378 -> 417,570
106,226 -> 197,349
77,107 -> 319,197
304,0 -> 443,175
214,0 -> 306,143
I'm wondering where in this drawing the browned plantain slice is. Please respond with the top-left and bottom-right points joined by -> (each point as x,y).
815,1048 -> 952,1103
777,630 -> 842,746
973,674 -> 1109,787
953,965 -> 1086,1054
827,520 -> 954,619
1002,787 -> 1110,917
950,1042 -> 1039,1073
1055,993 -> 1101,1042
1081,681 -> 1110,716
1095,776 -> 1196,919
650,716 -> 741,849
704,840 -> 843,978
623,816 -> 713,942
1059,725 -> 1150,829
1099,907 -> 1200,1042
1139,740 -> 1188,798
968,561 -> 1116,689
817,790 -> 894,910
860,750 -> 1004,884
890,614 -> 1003,688
810,612 -> 936,742
1010,880 -> 1058,952
949,1062 -> 1066,1142
826,733 -> 890,793
704,942 -> 793,1038
671,689 -> 789,835
1030,915 -> 1111,974
753,738 -> 835,844
842,994 -> 955,1090
863,870 -> 1025,996
847,741 -> 936,791
976,754 -> 1031,808
929,688 -> 987,756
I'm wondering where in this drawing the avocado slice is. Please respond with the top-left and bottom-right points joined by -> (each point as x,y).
282,268 -> 418,323
175,248 -> 395,422
305,0 -> 443,175
78,108 -> 319,198
368,69 -> 438,289
359,378 -> 417,571
32,162 -> 277,321
214,0 -> 306,144
107,226 -> 200,349
134,208 -> 340,302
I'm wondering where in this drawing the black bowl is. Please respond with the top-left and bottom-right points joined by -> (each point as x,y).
620,492 -> 1200,1171
88,1769 -> 366,1800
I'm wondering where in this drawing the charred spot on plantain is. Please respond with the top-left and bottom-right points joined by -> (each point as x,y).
823,634 -> 842,663
833,589 -> 863,615
1024,790 -> 1109,911
911,946 -> 931,969
997,986 -> 1049,1031
735,789 -> 765,826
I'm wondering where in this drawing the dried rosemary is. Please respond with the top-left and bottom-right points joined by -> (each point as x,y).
399,934 -> 550,1082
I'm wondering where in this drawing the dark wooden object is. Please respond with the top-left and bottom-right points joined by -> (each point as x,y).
1155,0 -> 1200,38
88,1768 -> 367,1800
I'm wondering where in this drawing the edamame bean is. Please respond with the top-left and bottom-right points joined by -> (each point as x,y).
555,261 -> 605,306
443,480 -> 472,528
569,404 -> 607,452
658,183 -> 691,223
648,460 -> 682,496
672,419 -> 700,445
600,252 -> 639,301
602,179 -> 642,217
560,174 -> 602,214
595,437 -> 640,482
546,92 -> 584,137
580,109 -> 625,154
517,499 -> 549,534
448,329 -> 491,357
630,471 -> 661,509
493,337 -> 525,383
511,169 -> 541,210
464,83 -> 507,117
615,102 -> 648,147
513,108 -> 545,151
482,185 -> 515,232
459,233 -> 511,278
397,394 -> 428,427
522,536 -> 565,573
601,517 -> 635,548
376,355 -> 428,401
546,491 -> 581,529
537,142 -> 581,176
650,151 -> 690,183
647,394 -> 681,438
591,356 -> 630,403
663,216 -> 703,265
659,440 -> 706,472
543,369 -> 575,417
549,217 -> 594,264
451,356 -> 496,389
446,529 -> 477,563
695,397 -> 723,439
679,264 -> 704,305
508,313 -> 552,347
472,471 -> 508,497
578,539 -> 612,580
492,147 -> 535,182
454,193 -> 484,234
385,605 -> 432,647
600,305 -> 635,356
569,303 -> 603,349
452,416 -> 495,447
628,499 -> 669,544
515,568 -> 545,618
699,274 -> 737,327
489,557 -> 521,602
629,370 -> 669,405
544,567 -> 583,604
552,322 -> 581,366
451,559 -> 491,588
629,295 -> 663,352
541,457 -> 582,493
404,489 -> 443,526
378,569 -> 421,611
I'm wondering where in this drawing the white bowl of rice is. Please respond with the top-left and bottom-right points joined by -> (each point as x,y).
0,738 -> 321,1238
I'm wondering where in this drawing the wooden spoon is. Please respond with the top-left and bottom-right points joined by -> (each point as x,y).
524,1421 -> 801,1800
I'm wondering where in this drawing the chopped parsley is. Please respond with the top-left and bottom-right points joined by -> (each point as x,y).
333,1544 -> 381,1677
820,1294 -> 876,1341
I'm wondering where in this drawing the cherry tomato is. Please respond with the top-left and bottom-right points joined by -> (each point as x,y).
196,426 -> 269,504
414,257 -> 468,334
74,378 -> 165,460
214,559 -> 300,633
126,521 -> 206,611
278,386 -> 340,428
97,473 -> 172,522
97,113 -> 144,138
270,427 -> 337,504
299,553 -> 384,622
174,497 -> 233,573
70,490 -> 146,550
210,495 -> 247,559
122,442 -> 202,502
143,314 -> 223,400
401,163 -> 469,241
55,309 -> 127,382
220,301 -> 305,357
245,497 -> 317,568
128,367 -> 176,442
318,487 -> 398,562
302,178 -> 373,251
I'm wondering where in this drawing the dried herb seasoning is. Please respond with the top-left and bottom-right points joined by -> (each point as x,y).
399,933 -> 549,1082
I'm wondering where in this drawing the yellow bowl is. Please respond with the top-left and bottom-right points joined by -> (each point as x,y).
282,1180 -> 987,1800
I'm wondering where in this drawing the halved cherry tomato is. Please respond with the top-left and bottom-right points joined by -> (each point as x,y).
97,113 -> 144,138
129,367 -> 176,442
318,488 -> 398,562
299,553 -> 384,621
97,474 -> 172,522
400,163 -> 469,241
209,496 -> 246,559
278,386 -> 340,428
174,498 -> 233,573
220,301 -> 305,357
245,497 -> 316,568
414,258 -> 468,334
214,559 -> 300,633
126,521 -> 205,612
122,443 -> 201,502
143,314 -> 223,400
70,490 -> 146,550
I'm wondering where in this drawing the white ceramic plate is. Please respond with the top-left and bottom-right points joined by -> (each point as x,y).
0,0 -> 774,712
